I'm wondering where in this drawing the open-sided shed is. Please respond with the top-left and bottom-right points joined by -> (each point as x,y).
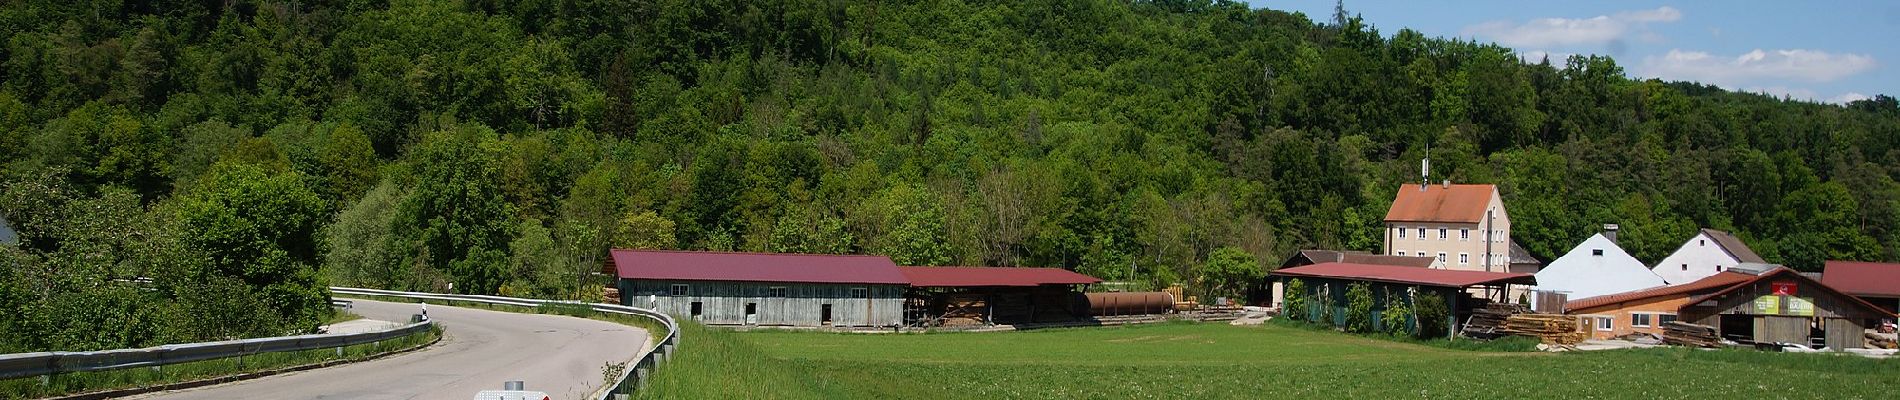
899,266 -> 1101,327
1269,262 -> 1536,335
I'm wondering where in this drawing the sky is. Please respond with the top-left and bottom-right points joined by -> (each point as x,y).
1251,1 -> 1900,104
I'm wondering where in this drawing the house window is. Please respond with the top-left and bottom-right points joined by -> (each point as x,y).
769,287 -> 788,297
1397,251 -> 1407,256
1459,253 -> 1469,265
1438,228 -> 1447,240
1631,313 -> 1653,328
1591,249 -> 1604,256
1417,228 -> 1426,240
1716,266 -> 1724,272
850,287 -> 868,298
1597,317 -> 1613,331
1660,314 -> 1678,325
1436,252 -> 1447,263
1680,264 -> 1688,271
1700,239 -> 1706,246
1398,227 -> 1408,239
670,284 -> 689,296
1460,229 -> 1470,241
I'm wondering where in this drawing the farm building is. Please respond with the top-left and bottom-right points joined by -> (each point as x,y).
1269,262 -> 1536,335
1530,227 -> 1666,310
1565,271 -> 1756,339
1821,260 -> 1900,317
1259,250 -> 1434,307
1674,264 -> 1894,349
613,249 -> 908,327
1651,228 -> 1766,285
900,266 -> 1101,326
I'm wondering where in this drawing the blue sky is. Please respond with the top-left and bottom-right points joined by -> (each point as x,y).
1251,1 -> 1900,103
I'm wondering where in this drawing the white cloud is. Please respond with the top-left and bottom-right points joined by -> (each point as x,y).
1461,7 -> 1681,48
1643,49 -> 1877,85
1834,92 -> 1871,103
1741,87 -> 1872,104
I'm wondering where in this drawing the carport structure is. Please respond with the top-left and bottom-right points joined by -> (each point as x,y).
899,266 -> 1101,327
1269,262 -> 1536,334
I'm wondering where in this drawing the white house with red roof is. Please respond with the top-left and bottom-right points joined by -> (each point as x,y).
1382,181 -> 1513,272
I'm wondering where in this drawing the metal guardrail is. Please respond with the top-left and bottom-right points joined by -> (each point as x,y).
0,319 -> 433,380
327,287 -> 679,400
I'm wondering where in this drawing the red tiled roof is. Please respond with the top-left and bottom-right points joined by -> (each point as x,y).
1682,266 -> 1896,318
611,249 -> 909,285
1269,262 -> 1536,288
1822,260 -> 1900,297
1294,250 -> 1435,268
1566,271 -> 1754,312
899,266 -> 1102,287
1384,184 -> 1497,223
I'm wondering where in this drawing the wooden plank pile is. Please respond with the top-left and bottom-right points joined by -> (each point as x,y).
1662,321 -> 1721,348
1461,303 -> 1529,339
937,293 -> 989,326
1500,313 -> 1587,346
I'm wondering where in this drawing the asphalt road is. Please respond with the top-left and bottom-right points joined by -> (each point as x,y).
132,299 -> 649,400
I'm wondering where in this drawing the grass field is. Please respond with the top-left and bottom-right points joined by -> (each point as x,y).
639,321 -> 1900,399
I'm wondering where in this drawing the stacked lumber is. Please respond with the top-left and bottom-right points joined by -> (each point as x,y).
937,293 -> 989,326
1500,313 -> 1587,346
1662,321 -> 1721,348
602,287 -> 621,304
1461,303 -> 1529,339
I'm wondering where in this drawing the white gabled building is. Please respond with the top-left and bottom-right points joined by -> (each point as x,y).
1531,226 -> 1667,309
1651,228 -> 1767,285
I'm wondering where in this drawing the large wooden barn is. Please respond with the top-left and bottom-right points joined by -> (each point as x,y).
612,250 -> 908,327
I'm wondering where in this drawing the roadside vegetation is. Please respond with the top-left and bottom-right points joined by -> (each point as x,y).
0,325 -> 439,400
7,0 -> 1900,359
639,321 -> 1900,399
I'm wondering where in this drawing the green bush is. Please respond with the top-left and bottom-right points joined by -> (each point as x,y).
1379,288 -> 1413,336
1282,279 -> 1306,322
1344,283 -> 1373,333
1414,292 -> 1449,339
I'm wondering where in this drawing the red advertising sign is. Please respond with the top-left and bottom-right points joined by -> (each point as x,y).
1771,281 -> 1797,296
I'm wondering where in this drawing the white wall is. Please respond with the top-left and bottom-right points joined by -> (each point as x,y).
1651,232 -> 1742,285
1532,234 -> 1667,303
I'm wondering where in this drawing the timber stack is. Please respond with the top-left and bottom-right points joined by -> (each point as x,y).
1461,303 -> 1529,339
1500,313 -> 1587,346
1662,321 -> 1721,348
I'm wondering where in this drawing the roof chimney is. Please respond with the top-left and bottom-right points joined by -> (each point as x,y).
1603,224 -> 1619,244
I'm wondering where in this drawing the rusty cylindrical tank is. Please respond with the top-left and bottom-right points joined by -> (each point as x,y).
1074,292 -> 1176,316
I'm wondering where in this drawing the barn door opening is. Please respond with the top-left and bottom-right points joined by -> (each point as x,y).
745,303 -> 758,325
821,304 -> 833,325
690,301 -> 703,320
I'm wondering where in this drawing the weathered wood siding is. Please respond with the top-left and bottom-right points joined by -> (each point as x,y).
1824,318 -> 1863,349
1757,316 -> 1807,344
619,279 -> 904,327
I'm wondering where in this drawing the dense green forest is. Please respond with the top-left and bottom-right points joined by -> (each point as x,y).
3,0 -> 1898,351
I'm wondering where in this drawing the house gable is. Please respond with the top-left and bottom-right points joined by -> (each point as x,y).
1533,233 -> 1667,301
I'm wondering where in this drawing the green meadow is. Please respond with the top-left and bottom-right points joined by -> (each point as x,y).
639,321 -> 1900,399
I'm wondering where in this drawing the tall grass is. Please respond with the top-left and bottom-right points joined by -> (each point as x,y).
0,326 -> 439,400
634,321 -> 845,400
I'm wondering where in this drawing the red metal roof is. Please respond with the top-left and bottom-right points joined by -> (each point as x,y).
1683,266 -> 1896,318
1822,260 -> 1900,298
1384,184 -> 1497,223
1269,262 -> 1536,288
611,249 -> 908,285
1566,271 -> 1754,312
899,266 -> 1102,287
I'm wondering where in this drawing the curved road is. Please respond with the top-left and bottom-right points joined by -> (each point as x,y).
132,299 -> 649,400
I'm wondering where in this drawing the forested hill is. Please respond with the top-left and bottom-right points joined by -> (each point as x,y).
2,0 -> 1898,349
